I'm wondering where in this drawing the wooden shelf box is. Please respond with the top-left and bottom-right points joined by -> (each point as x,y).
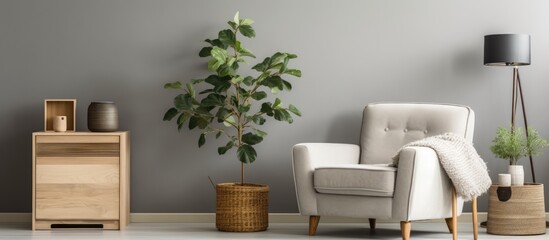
32,131 -> 130,230
44,99 -> 76,132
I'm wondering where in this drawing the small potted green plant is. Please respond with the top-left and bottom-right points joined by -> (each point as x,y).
163,12 -> 301,232
490,126 -> 548,185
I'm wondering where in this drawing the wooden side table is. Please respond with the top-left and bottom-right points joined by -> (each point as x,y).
487,184 -> 546,235
32,131 -> 130,230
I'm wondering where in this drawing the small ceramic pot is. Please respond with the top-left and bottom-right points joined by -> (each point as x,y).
53,116 -> 67,132
88,101 -> 119,132
498,173 -> 511,187
508,165 -> 524,186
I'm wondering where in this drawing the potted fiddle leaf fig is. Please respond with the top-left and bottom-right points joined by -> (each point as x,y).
490,126 -> 548,186
163,12 -> 301,232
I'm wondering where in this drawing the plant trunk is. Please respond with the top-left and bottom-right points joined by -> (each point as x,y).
241,162 -> 244,186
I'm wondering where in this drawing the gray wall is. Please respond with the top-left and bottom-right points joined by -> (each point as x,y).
2,0 -> 549,214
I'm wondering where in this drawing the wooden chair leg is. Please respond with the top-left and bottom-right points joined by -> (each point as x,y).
400,221 -> 411,240
309,215 -> 320,236
368,218 -> 376,230
452,187 -> 458,240
472,197 -> 478,240
444,218 -> 453,233
368,218 -> 376,231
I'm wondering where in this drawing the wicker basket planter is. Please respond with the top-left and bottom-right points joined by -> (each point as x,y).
487,183 -> 546,235
216,183 -> 269,232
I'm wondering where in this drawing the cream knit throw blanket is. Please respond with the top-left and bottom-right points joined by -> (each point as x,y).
392,133 -> 491,201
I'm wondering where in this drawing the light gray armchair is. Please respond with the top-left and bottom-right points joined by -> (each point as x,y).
292,103 -> 476,240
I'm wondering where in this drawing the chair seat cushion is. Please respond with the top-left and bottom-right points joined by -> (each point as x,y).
314,164 -> 397,197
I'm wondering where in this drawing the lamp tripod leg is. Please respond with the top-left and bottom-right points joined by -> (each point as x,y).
516,68 -> 536,183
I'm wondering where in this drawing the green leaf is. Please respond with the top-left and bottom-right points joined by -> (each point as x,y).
239,25 -> 255,38
223,115 -> 236,127
174,94 -> 193,110
199,47 -> 212,57
233,11 -> 240,24
204,38 -> 226,49
186,83 -> 195,97
201,93 -> 226,107
216,64 -> 233,77
271,52 -> 286,64
191,79 -> 204,84
254,129 -> 267,137
195,107 -> 215,117
215,131 -> 222,139
227,57 -> 236,67
273,98 -> 282,109
228,21 -> 238,30
280,57 -> 289,73
270,63 -> 283,70
237,144 -> 257,164
252,115 -> 266,125
189,116 -> 199,130
261,102 -> 273,116
238,104 -> 250,113
218,141 -> 234,155
205,75 -> 231,93
230,76 -> 244,84
286,53 -> 297,59
252,57 -> 271,72
286,69 -> 302,77
288,104 -> 302,116
164,81 -> 183,89
198,118 -> 209,129
230,95 -> 238,106
198,133 -> 206,147
215,108 -> 230,123
274,109 -> 283,121
238,46 -> 256,58
274,109 -> 293,123
177,113 -> 190,125
240,18 -> 254,26
251,91 -> 267,100
199,89 -> 214,95
211,47 -> 228,63
208,59 -> 222,72
282,80 -> 292,91
242,76 -> 254,86
242,132 -> 263,145
270,87 -> 280,94
163,108 -> 179,121
261,76 -> 284,90
218,29 -> 236,47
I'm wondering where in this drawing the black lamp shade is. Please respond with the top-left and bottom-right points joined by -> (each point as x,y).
484,34 -> 531,66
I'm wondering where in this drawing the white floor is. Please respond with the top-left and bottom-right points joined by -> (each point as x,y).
0,222 -> 547,239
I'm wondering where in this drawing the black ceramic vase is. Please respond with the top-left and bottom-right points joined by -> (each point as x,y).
88,101 -> 119,132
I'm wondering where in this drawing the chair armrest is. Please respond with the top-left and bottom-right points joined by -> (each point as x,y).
392,147 -> 463,221
292,143 -> 360,216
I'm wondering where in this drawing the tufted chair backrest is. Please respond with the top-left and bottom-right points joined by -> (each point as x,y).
359,103 -> 475,165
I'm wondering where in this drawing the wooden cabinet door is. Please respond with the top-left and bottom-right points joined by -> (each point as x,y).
35,136 -> 120,220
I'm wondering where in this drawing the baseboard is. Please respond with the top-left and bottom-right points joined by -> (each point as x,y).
3,212 -> 547,224
130,212 -> 489,223
0,212 -> 494,224
0,213 -> 32,223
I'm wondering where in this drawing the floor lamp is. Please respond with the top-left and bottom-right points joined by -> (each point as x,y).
483,34 -> 536,183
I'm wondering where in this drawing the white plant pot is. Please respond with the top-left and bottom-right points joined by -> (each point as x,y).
508,165 -> 524,186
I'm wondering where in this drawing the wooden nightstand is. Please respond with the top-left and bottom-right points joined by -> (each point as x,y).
32,131 -> 130,230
